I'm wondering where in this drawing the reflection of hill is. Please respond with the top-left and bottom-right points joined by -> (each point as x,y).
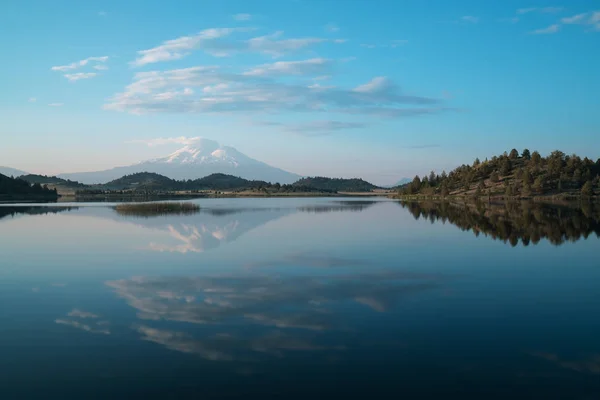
0,206 -> 77,221
400,200 -> 600,246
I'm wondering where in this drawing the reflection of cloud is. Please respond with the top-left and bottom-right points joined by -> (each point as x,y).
244,313 -> 330,331
68,309 -> 99,319
55,319 -> 110,335
106,271 -> 445,328
135,325 -> 343,361
51,283 -> 67,287
531,352 -> 600,375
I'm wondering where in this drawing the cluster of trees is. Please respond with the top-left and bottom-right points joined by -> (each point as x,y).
0,173 -> 58,200
399,149 -> 600,199
77,172 -> 363,194
400,200 -> 600,246
19,174 -> 87,188
293,177 -> 378,192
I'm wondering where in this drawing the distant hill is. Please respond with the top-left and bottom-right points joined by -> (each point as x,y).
293,177 -> 379,192
102,172 -> 179,190
394,178 -> 411,187
0,166 -> 28,178
191,173 -> 269,190
20,174 -> 87,188
98,172 -> 267,191
397,149 -> 600,199
0,173 -> 58,200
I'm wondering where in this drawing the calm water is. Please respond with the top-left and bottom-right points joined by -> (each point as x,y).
1,198 -> 599,399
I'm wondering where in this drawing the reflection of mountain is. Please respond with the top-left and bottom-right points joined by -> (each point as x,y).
107,268 -> 446,360
400,200 -> 600,246
111,208 -> 295,253
0,206 -> 77,221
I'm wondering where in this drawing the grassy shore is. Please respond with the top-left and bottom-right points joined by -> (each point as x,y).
114,202 -> 200,217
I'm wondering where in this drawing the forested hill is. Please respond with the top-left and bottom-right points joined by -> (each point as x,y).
0,173 -> 58,200
293,177 -> 379,192
86,172 -> 334,193
102,172 -> 178,190
398,149 -> 600,198
19,174 -> 87,188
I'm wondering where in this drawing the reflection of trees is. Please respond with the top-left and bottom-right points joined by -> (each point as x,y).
400,200 -> 600,246
297,200 -> 379,213
0,206 -> 77,221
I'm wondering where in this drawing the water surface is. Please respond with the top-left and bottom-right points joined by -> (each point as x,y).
1,198 -> 599,399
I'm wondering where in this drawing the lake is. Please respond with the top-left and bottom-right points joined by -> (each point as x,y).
1,198 -> 599,399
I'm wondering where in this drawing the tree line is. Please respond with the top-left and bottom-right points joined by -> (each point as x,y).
398,149 -> 600,199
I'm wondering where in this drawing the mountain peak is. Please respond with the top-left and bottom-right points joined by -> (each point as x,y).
58,138 -> 301,184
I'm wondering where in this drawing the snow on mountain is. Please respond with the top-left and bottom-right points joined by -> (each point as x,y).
58,138 -> 301,184
0,166 -> 29,177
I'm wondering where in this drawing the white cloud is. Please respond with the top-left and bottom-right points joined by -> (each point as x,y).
68,309 -> 99,318
104,66 -> 442,118
51,56 -> 109,72
126,136 -> 203,147
64,72 -> 98,81
243,58 -> 333,77
560,11 -> 600,30
461,15 -> 479,23
28,97 -> 36,103
562,13 -> 588,24
93,65 -> 109,70
132,29 -> 333,65
131,28 -> 248,67
517,7 -> 563,15
246,31 -> 327,57
98,11 -> 107,17
233,13 -> 251,21
48,103 -> 63,107
531,24 -> 561,34
55,319 -> 110,335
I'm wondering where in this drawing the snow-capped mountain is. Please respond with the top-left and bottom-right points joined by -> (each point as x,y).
58,138 -> 301,184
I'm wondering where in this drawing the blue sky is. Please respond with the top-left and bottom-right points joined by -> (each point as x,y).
1,0 -> 599,184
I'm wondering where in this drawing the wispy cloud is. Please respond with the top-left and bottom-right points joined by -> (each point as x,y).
528,9 -> 600,34
257,120 -> 367,136
531,24 -> 561,34
360,40 -> 408,49
104,67 -> 442,118
243,58 -> 333,77
68,309 -> 99,319
126,136 -> 203,147
93,65 -> 109,70
48,103 -> 63,107
98,11 -> 107,17
131,29 -> 337,66
55,319 -> 110,335
233,13 -> 252,21
517,7 -> 563,15
64,72 -> 98,81
51,56 -> 109,72
561,11 -> 600,30
28,97 -> 36,103
461,15 -> 479,23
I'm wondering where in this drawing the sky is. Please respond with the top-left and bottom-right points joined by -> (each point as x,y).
1,0 -> 599,185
